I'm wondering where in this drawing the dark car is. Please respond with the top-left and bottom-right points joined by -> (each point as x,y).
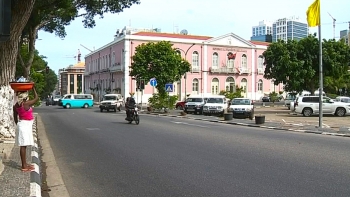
262,96 -> 270,102
45,98 -> 53,106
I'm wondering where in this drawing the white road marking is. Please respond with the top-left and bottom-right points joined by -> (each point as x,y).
170,121 -> 209,128
86,128 -> 100,130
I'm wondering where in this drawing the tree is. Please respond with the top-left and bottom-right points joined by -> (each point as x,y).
0,0 -> 140,138
263,34 -> 350,95
16,44 -> 57,102
130,41 -> 191,97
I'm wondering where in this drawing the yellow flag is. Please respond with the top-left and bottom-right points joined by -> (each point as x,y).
306,0 -> 320,27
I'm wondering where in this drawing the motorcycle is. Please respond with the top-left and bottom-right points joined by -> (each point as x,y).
127,106 -> 140,125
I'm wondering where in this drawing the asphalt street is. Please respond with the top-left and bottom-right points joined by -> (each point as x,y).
36,105 -> 350,197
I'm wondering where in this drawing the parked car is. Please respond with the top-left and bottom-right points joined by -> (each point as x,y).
202,95 -> 227,116
294,96 -> 350,117
184,96 -> 208,115
284,93 -> 296,109
228,98 -> 254,119
262,96 -> 270,102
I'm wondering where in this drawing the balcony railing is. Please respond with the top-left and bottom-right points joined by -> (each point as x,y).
240,68 -> 250,74
210,67 -> 236,73
191,67 -> 200,72
109,64 -> 122,72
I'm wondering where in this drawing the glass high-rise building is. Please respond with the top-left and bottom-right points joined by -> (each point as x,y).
272,16 -> 308,42
251,20 -> 273,42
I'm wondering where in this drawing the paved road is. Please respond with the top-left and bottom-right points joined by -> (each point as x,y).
36,105 -> 350,197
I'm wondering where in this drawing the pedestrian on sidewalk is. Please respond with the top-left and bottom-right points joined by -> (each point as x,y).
13,88 -> 38,172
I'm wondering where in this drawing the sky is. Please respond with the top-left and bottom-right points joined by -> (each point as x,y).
35,0 -> 350,74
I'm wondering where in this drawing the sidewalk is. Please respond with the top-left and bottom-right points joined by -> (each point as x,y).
0,117 -> 41,197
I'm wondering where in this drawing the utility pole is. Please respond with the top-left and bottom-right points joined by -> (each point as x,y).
327,12 -> 336,39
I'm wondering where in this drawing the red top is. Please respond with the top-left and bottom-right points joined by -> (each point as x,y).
16,104 -> 34,120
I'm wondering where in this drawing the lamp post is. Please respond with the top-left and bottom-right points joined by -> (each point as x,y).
176,43 -> 195,100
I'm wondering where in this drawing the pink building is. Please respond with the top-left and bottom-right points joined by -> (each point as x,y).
84,27 -> 283,103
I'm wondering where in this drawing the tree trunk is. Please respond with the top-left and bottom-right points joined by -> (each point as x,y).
0,0 -> 35,138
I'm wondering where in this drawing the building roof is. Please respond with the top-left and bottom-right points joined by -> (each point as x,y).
250,41 -> 271,46
72,62 -> 85,67
132,32 -> 212,40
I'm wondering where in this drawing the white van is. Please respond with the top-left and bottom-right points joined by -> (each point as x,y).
203,95 -> 227,116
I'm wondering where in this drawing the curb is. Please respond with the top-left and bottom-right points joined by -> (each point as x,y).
30,117 -> 41,197
142,112 -> 350,138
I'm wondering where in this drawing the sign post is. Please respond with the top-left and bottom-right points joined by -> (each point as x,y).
165,84 -> 174,112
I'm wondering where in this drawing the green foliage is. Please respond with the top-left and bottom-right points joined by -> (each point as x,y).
269,91 -> 279,103
15,45 -> 57,100
130,41 -> 191,97
221,86 -> 244,100
148,93 -> 178,110
263,34 -> 350,95
23,0 -> 140,39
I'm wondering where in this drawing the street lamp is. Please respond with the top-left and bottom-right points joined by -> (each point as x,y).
175,43 -> 195,100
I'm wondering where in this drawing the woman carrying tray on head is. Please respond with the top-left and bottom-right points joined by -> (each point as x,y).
13,87 -> 38,172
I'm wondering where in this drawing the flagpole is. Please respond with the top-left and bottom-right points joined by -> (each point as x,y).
318,0 -> 323,128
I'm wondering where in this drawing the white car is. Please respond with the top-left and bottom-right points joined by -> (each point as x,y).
294,96 -> 350,117
228,98 -> 254,119
99,94 -> 123,112
203,96 -> 227,116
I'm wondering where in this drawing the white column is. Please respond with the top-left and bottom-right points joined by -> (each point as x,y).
82,74 -> 84,94
203,44 -> 208,96
251,48 -> 256,100
123,39 -> 130,98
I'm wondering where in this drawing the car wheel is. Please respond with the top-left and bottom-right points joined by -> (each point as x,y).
302,108 -> 313,117
65,104 -> 71,109
335,107 -> 346,117
83,103 -> 89,108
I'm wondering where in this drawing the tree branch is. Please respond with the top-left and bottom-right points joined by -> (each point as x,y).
17,38 -> 26,69
25,26 -> 37,69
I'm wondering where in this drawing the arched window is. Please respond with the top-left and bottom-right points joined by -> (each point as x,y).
192,78 -> 199,93
211,78 -> 219,95
241,54 -> 247,71
227,52 -> 234,68
258,79 -> 263,92
241,78 -> 247,93
225,77 -> 235,92
258,55 -> 263,74
192,51 -> 199,71
212,52 -> 219,69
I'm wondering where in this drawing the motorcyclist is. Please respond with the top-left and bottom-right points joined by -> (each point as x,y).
125,96 -> 136,121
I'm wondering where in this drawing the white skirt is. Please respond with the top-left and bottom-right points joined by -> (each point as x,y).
15,120 -> 34,146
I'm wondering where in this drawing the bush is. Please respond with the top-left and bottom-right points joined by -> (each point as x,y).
148,93 -> 178,110
220,86 -> 245,100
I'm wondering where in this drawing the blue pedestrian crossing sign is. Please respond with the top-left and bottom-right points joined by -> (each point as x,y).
150,78 -> 157,87
165,84 -> 174,92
